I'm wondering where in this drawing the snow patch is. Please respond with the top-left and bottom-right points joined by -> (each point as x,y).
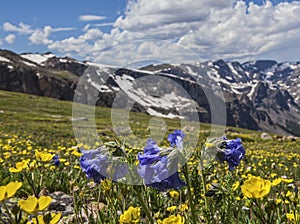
228,62 -> 242,79
21,60 -> 37,67
21,53 -> 55,64
0,56 -> 11,63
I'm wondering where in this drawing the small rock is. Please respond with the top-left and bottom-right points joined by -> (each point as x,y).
287,135 -> 298,141
70,117 -> 88,122
49,191 -> 74,217
183,126 -> 195,132
260,132 -> 272,140
226,128 -> 240,134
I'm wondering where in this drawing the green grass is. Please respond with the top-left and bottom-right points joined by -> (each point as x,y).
0,89 -> 265,144
0,89 -> 299,224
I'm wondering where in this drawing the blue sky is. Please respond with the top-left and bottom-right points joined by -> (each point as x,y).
1,0 -> 300,63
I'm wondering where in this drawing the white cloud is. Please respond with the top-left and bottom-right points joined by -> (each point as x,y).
109,0 -> 300,62
29,26 -> 76,45
5,34 -> 16,44
83,24 -> 91,32
29,26 -> 53,45
2,22 -> 33,34
48,28 -> 104,57
79,15 -> 106,21
94,22 -> 114,27
10,0 -> 300,63
115,0 -> 231,31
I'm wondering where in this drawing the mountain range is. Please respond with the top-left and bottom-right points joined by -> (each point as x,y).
0,49 -> 299,136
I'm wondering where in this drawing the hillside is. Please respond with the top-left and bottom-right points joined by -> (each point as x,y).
0,49 -> 299,136
0,90 -> 299,223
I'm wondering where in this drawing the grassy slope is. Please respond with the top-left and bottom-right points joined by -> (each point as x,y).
0,89 -> 292,147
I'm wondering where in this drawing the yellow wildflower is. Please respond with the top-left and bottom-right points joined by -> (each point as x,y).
167,206 -> 177,212
18,196 -> 52,214
178,203 -> 188,212
286,191 -> 293,197
9,159 -> 30,173
232,181 -> 240,191
157,214 -> 185,224
35,150 -> 53,162
119,206 -> 140,224
281,178 -> 294,183
169,190 -> 179,199
205,142 -> 215,148
286,213 -> 300,222
101,179 -> 112,191
0,181 -> 22,201
241,176 -> 271,199
271,178 -> 282,186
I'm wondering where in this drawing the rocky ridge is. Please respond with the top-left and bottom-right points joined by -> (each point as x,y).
0,49 -> 299,136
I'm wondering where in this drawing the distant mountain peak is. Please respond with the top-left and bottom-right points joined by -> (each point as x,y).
0,49 -> 299,136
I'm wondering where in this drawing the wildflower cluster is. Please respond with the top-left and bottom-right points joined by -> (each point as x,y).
137,136 -> 186,191
79,144 -> 129,183
1,120 -> 299,224
119,206 -> 141,223
204,137 -> 246,170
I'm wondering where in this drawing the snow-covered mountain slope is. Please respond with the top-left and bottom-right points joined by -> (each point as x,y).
0,49 -> 299,136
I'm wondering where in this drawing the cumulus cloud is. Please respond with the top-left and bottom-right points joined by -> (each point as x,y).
2,22 -> 33,34
94,22 -> 114,27
79,15 -> 106,21
48,28 -> 104,57
44,0 -> 299,62
5,34 -> 16,44
115,0 -> 231,31
7,0 -> 299,63
29,26 -> 76,45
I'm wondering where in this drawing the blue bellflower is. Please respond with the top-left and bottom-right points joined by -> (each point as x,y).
79,146 -> 128,183
52,155 -> 60,166
218,138 -> 246,171
168,130 -> 185,148
137,136 -> 186,191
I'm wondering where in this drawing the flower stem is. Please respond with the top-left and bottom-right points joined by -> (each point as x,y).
200,167 -> 208,209
3,202 -> 14,224
183,163 -> 198,224
133,186 -> 154,224
24,171 -> 38,197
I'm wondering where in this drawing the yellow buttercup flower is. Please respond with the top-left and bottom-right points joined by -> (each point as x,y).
157,214 -> 185,224
270,173 -> 277,178
9,159 -> 30,173
119,206 -> 140,224
286,191 -> 293,197
169,190 -> 179,199
101,179 -> 112,191
205,142 -> 215,148
281,178 -> 294,183
232,181 -> 240,191
18,196 -> 52,214
0,181 -> 22,201
241,176 -> 271,199
286,213 -> 299,222
35,150 -> 53,162
27,213 -> 62,224
166,206 -> 177,212
178,203 -> 188,212
271,178 -> 281,186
